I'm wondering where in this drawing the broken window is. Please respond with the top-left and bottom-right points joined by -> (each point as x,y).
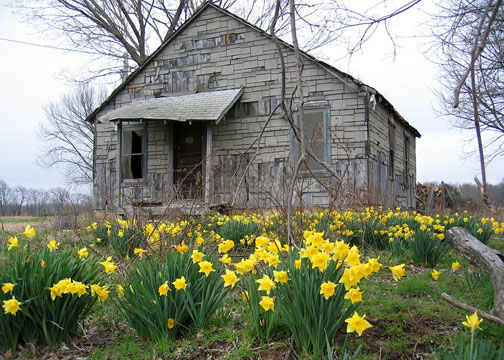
293,103 -> 330,171
121,124 -> 146,180
388,122 -> 396,180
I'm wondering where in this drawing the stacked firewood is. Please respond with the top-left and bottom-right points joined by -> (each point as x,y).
416,182 -> 462,212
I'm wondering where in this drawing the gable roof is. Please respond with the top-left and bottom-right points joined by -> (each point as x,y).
87,1 -> 420,138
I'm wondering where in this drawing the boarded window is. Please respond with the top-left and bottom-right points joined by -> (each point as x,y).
121,125 -> 145,180
293,105 -> 330,171
162,71 -> 196,93
388,122 -> 395,180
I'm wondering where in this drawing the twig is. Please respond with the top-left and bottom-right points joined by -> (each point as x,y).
441,292 -> 504,327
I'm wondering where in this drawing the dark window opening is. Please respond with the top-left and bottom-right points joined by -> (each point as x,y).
403,136 -> 410,188
121,127 -> 145,180
243,101 -> 259,117
388,122 -> 396,180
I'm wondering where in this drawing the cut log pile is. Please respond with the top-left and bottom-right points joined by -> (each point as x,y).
416,182 -> 463,212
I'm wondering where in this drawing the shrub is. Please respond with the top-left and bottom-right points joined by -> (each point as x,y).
240,231 -> 378,358
116,246 -> 230,340
241,273 -> 279,343
409,229 -> 449,267
274,253 -> 359,358
0,240 -> 105,350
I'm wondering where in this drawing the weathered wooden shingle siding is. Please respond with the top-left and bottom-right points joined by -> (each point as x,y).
367,99 -> 417,208
93,4 -> 414,210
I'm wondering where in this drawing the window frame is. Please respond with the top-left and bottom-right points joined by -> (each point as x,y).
290,102 -> 332,174
119,121 -> 148,182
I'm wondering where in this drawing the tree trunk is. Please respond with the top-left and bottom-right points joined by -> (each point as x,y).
445,227 -> 504,321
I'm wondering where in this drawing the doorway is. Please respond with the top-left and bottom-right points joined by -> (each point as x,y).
174,122 -> 204,199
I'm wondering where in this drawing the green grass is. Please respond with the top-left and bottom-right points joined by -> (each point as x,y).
1,215 -> 504,359
0,216 -> 47,224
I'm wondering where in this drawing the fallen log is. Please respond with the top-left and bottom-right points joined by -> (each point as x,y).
445,227 -> 504,324
441,293 -> 504,327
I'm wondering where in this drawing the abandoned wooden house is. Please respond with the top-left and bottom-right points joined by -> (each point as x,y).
87,2 -> 421,214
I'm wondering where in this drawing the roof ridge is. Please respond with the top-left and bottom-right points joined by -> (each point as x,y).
86,1 -> 420,138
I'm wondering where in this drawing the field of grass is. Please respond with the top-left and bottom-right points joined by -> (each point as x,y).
1,209 -> 503,359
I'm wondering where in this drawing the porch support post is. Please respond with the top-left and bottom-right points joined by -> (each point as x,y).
205,124 -> 213,203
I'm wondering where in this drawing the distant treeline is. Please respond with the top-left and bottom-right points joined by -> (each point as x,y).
0,179 -> 92,217
457,181 -> 504,207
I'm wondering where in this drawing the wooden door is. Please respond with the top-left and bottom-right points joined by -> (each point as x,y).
174,122 -> 204,199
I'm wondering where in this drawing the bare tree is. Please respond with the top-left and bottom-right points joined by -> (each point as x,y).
0,180 -> 11,216
38,83 -> 106,185
431,0 -> 503,205
13,1 -> 202,63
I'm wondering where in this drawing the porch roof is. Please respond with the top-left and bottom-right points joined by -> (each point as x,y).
99,87 -> 244,124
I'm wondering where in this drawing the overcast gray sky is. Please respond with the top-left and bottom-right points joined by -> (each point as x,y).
0,2 -> 503,192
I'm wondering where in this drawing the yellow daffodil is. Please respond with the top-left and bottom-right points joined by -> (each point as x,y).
3,297 -> 22,315
367,258 -> 382,273
174,242 -> 188,253
96,238 -> 102,243
167,318 -> 175,329
273,270 -> 288,283
47,240 -> 60,252
255,236 -> 270,247
7,236 -> 19,251
389,264 -> 406,281
344,287 -> 363,304
118,230 -> 124,238
2,283 -> 15,294
295,259 -> 302,269
198,261 -> 216,277
320,281 -> 337,300
173,276 -> 187,291
234,259 -> 254,274
220,254 -> 232,264
134,248 -> 147,258
77,248 -> 89,259
90,284 -> 109,301
158,281 -> 171,295
332,240 -> 350,261
431,269 -> 441,280
267,253 -> 281,268
218,240 -> 234,253
99,256 -> 118,273
345,246 -> 361,266
241,291 -> 249,300
49,283 -> 64,300
256,275 -> 276,295
222,269 -> 239,288
40,259 -> 46,268
117,285 -> 125,298
191,249 -> 205,263
259,296 -> 275,311
452,261 -> 460,271
345,312 -> 372,336
311,252 -> 330,272
462,312 -> 483,332
21,225 -> 36,238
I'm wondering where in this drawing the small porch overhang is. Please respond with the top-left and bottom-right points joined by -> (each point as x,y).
98,87 -> 244,124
